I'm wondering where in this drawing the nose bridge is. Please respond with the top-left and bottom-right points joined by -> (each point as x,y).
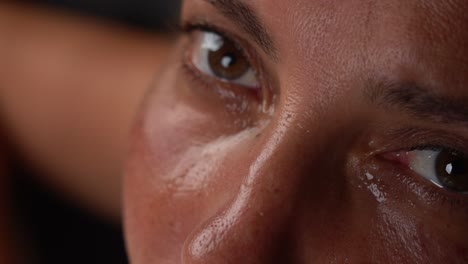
183,115 -> 319,264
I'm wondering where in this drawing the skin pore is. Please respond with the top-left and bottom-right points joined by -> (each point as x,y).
124,0 -> 468,263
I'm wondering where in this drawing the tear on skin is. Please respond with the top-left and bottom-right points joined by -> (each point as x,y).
363,172 -> 387,203
164,127 -> 260,196
187,124 -> 281,258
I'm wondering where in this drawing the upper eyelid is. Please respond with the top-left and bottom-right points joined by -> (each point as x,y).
375,126 -> 468,155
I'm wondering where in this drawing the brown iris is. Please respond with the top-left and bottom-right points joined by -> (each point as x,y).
207,37 -> 250,81
435,150 -> 468,192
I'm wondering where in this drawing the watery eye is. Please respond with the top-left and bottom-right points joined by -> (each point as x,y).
406,149 -> 468,193
190,31 -> 259,88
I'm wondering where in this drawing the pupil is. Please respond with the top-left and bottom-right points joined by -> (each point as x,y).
435,151 -> 468,192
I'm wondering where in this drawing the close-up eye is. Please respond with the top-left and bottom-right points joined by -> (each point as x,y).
187,30 -> 259,89
388,148 -> 468,193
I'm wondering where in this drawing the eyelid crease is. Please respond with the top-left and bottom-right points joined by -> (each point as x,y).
371,126 -> 468,163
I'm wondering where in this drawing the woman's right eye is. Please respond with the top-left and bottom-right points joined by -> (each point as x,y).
188,30 -> 259,89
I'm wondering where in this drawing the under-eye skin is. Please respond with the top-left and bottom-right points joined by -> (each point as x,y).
180,23 -> 264,101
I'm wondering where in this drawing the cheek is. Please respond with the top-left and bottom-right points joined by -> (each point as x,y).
369,205 -> 468,263
124,129 -> 257,263
124,109 -> 213,261
123,70 -> 262,263
124,137 -> 228,263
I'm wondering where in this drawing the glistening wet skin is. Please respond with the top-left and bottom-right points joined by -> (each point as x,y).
124,0 -> 468,263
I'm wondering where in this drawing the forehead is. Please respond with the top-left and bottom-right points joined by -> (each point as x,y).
258,0 -> 468,49
256,0 -> 468,95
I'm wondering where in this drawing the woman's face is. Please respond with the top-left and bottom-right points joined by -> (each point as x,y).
124,0 -> 468,263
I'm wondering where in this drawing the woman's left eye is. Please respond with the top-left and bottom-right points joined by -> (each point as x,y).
188,30 -> 259,89
387,148 -> 468,193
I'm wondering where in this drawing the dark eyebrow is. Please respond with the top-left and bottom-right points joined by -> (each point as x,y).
205,0 -> 278,60
368,82 -> 468,125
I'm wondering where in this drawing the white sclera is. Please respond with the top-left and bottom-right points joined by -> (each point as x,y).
410,150 -> 444,188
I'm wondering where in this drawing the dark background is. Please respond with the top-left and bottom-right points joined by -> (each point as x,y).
10,1 -> 181,264
23,0 -> 182,31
